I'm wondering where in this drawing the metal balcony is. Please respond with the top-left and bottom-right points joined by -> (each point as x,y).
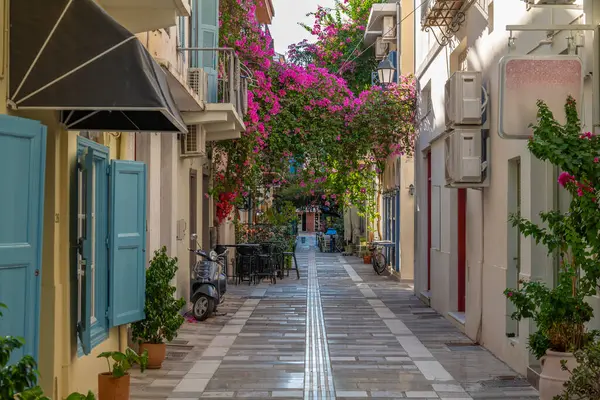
180,47 -> 247,140
421,0 -> 464,27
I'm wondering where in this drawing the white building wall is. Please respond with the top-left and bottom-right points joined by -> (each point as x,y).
413,0 -> 595,376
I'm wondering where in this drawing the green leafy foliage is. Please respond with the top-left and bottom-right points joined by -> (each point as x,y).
131,247 -> 186,344
555,341 -> 600,399
0,303 -> 40,399
13,386 -> 95,400
505,97 -> 600,359
97,348 -> 148,378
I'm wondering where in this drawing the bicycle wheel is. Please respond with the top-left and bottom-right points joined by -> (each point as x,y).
374,252 -> 387,275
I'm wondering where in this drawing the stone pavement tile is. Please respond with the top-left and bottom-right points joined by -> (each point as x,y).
131,241 -> 537,400
271,390 -> 304,398
336,391 -> 370,397
406,392 -> 439,398
199,392 -> 235,398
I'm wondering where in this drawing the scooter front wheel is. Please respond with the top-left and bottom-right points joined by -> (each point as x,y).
193,294 -> 214,321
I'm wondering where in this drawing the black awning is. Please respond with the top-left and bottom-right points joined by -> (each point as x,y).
9,0 -> 187,133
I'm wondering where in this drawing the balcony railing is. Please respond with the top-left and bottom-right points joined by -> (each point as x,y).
179,47 -> 249,118
421,0 -> 465,27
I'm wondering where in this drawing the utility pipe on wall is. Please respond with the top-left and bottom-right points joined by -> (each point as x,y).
396,1 -> 402,76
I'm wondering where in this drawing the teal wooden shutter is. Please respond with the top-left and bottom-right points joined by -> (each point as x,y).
77,148 -> 95,354
108,160 -> 147,327
0,115 -> 46,363
191,0 -> 219,102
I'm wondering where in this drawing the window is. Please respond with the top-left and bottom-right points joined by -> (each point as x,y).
506,157 -> 521,338
76,138 -> 148,355
76,139 -> 109,355
178,16 -> 186,63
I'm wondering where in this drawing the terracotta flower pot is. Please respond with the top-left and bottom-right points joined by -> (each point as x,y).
98,372 -> 130,400
363,255 -> 371,264
140,342 -> 166,369
538,350 -> 577,400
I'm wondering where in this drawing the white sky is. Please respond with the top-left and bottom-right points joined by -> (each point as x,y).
270,0 -> 337,55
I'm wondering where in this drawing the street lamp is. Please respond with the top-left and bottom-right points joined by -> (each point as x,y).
377,57 -> 396,85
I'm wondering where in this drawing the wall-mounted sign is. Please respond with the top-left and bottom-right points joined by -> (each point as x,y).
498,55 -> 583,140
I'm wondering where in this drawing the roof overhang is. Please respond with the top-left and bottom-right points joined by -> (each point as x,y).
156,58 -> 204,113
182,103 -> 245,142
364,3 -> 397,46
98,0 -> 191,33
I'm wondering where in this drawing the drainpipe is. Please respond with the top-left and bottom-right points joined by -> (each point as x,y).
396,0 -> 401,77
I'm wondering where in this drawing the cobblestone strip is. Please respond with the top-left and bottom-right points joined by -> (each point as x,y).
337,256 -> 471,400
305,250 -> 336,399
172,298 -> 261,395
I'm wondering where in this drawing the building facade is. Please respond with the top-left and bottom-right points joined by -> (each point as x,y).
0,0 -> 249,396
361,0 -> 415,279
413,0 -> 598,382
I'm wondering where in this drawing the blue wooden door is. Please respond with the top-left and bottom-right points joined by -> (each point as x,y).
0,115 -> 46,362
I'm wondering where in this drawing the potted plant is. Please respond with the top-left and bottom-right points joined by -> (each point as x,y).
555,340 -> 600,399
97,348 -> 148,400
505,97 -> 600,399
131,247 -> 186,369
504,267 -> 595,399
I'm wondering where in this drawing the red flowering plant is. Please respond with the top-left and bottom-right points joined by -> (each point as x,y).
504,96 -> 600,359
210,0 -> 417,225
289,0 -> 386,93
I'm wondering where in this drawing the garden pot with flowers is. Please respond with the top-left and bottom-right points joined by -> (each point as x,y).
131,247 -> 186,369
505,96 -> 600,400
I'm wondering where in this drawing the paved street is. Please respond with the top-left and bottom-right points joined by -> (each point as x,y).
131,236 -> 539,399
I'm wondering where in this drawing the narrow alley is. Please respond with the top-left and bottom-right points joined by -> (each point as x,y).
130,236 -> 538,400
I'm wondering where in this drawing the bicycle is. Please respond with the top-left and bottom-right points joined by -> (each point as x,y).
369,241 -> 392,275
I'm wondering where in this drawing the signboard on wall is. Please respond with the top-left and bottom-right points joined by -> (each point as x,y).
498,55 -> 583,140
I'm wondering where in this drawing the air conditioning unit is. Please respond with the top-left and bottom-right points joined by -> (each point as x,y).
382,16 -> 396,42
445,127 -> 483,185
180,124 -> 206,158
445,71 -> 483,127
375,37 -> 389,60
188,68 -> 208,102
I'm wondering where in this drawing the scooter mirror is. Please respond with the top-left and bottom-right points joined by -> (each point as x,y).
191,233 -> 198,240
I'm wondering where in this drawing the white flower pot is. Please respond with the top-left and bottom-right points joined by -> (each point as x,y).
538,350 -> 577,400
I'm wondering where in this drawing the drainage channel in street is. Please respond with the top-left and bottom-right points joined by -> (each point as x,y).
304,249 -> 336,399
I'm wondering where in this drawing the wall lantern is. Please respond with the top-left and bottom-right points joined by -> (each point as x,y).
377,57 -> 396,85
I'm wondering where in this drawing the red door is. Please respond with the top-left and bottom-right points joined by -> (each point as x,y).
306,212 -> 315,232
427,154 -> 431,291
457,188 -> 466,312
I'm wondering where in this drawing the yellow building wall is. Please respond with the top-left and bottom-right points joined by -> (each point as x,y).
7,114 -> 132,397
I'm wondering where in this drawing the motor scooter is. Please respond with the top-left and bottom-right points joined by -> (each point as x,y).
189,234 -> 228,321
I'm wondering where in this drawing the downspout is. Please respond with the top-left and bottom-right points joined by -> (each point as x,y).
396,0 -> 401,76
475,192 -> 485,344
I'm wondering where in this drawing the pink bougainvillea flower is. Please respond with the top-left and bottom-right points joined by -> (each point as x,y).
558,172 -> 575,187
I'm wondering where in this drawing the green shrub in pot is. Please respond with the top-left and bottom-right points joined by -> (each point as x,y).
131,247 -> 186,369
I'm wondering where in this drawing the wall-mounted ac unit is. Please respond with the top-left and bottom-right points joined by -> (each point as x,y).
375,37 -> 389,60
188,68 -> 208,102
382,16 -> 396,42
181,124 -> 206,158
445,71 -> 483,127
445,127 -> 483,185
